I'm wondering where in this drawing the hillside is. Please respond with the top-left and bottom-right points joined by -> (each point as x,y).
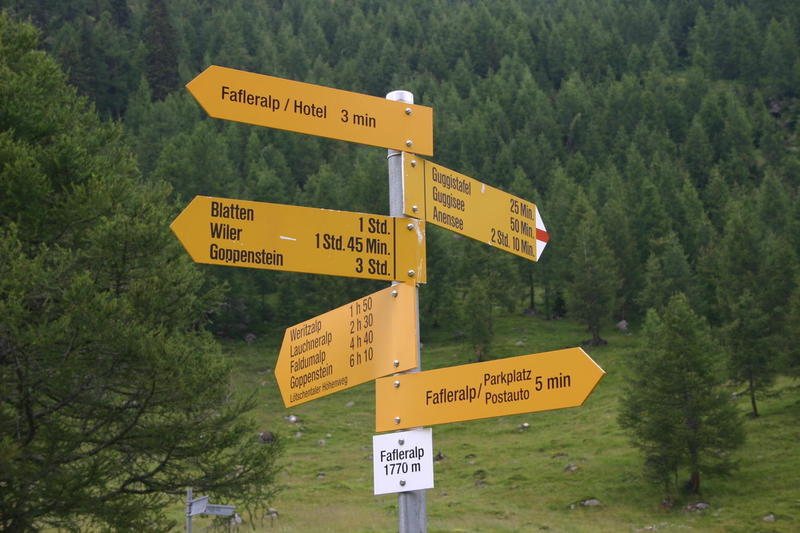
198,312 -> 800,532
3,1 -> 800,529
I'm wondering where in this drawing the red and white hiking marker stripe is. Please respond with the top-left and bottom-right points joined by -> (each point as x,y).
536,207 -> 549,259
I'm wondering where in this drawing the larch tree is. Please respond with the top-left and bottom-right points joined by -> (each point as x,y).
0,16 -> 282,532
637,232 -> 697,314
144,0 -> 179,101
564,192 -> 620,345
785,274 -> 800,377
463,274 -> 494,362
619,293 -> 744,501
711,198 -> 788,417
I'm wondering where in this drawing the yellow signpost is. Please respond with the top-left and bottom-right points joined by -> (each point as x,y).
170,196 -> 426,283
275,284 -> 418,407
186,65 -> 434,155
375,347 -> 604,431
174,68 -> 595,531
401,154 -> 549,262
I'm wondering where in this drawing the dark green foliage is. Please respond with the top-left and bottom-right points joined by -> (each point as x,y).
720,290 -> 774,417
6,0 -> 800,334
706,195 -> 795,416
786,276 -> 800,377
2,0 -> 137,118
638,232 -> 698,314
761,18 -> 800,98
144,0 -> 179,101
463,274 -> 493,362
4,0 -> 800,504
619,294 -> 745,500
564,193 -> 621,345
419,227 -> 461,330
153,120 -> 240,200
598,183 -> 639,318
0,16 -> 282,531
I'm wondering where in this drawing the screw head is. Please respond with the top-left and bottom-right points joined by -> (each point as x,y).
406,140 -> 413,148
405,107 -> 412,115
407,270 -> 416,278
391,289 -> 398,297
410,160 -> 417,167
393,380 -> 400,388
407,223 -> 414,230
412,205 -> 419,212
398,439 -> 405,445
393,360 -> 399,367
399,480 -> 406,486
394,417 -> 401,424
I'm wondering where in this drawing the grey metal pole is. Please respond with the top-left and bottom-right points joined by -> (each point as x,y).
386,89 -> 427,533
186,487 -> 192,533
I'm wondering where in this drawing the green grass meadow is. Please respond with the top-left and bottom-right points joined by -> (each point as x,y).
189,311 -> 800,532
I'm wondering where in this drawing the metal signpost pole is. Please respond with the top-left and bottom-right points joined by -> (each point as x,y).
186,487 -> 192,533
386,89 -> 427,533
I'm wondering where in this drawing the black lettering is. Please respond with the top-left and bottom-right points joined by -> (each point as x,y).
221,86 -> 280,111
432,206 -> 464,230
431,186 -> 466,211
210,201 -> 254,221
209,222 -> 243,240
209,244 -> 284,266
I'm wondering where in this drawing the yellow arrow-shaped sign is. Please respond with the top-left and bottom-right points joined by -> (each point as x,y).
275,284 -> 418,407
170,196 -> 426,283
186,65 -> 434,155
375,347 -> 604,431
402,154 -> 549,262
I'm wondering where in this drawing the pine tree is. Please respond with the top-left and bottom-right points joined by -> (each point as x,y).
701,167 -> 730,233
637,232 -> 697,314
630,172 -> 671,263
463,274 -> 494,362
761,18 -> 800,98
684,117 -> 714,187
673,175 -> 714,266
785,275 -> 800,377
755,170 -> 791,235
419,227 -> 461,330
540,166 -> 580,318
619,294 -> 744,501
596,166 -> 639,319
718,91 -> 756,184
720,290 -> 774,418
710,198 -> 788,416
144,0 -> 179,101
565,193 -> 620,345
153,120 -> 240,200
0,16 -> 282,531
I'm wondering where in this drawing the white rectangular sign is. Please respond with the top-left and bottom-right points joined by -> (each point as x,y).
188,495 -> 208,517
205,504 -> 235,516
373,428 -> 434,495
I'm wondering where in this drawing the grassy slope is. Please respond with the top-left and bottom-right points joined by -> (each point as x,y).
206,311 -> 799,532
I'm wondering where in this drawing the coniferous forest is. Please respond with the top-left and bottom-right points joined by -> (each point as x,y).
2,0 -> 800,530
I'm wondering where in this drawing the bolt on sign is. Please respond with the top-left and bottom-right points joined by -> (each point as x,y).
187,65 -> 434,155
275,284 -> 419,407
401,153 -> 549,262
171,196 -> 426,283
375,348 -> 605,432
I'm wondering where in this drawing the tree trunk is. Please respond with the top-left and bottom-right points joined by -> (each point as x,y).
688,444 -> 701,494
544,285 -> 551,318
748,372 -> 759,417
688,471 -> 700,494
528,266 -> 536,312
